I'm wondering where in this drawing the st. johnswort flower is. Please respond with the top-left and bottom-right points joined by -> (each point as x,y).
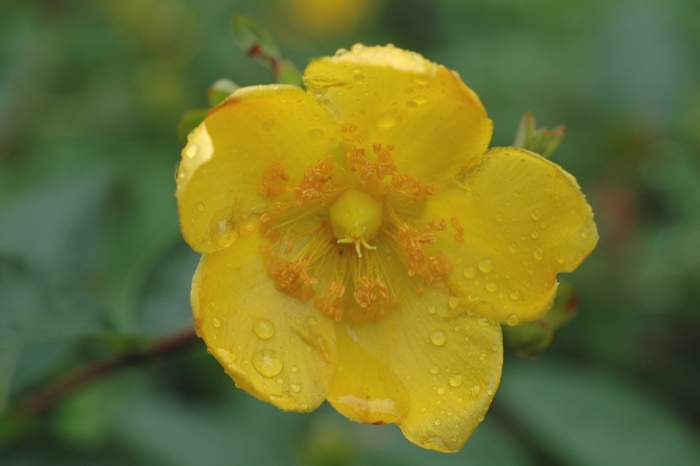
176,44 -> 598,452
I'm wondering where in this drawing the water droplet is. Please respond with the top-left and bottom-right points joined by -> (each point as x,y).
185,144 -> 198,158
253,317 -> 275,339
352,73 -> 365,82
261,119 -> 277,132
252,350 -> 283,378
376,111 -> 397,129
486,387 -> 494,395
477,413 -> 485,422
291,383 -> 301,393
471,385 -> 481,396
197,202 -> 204,212
448,296 -> 461,310
276,378 -> 284,385
506,314 -> 519,326
291,366 -> 298,373
479,353 -> 486,361
478,258 -> 494,273
427,305 -> 436,314
509,242 -> 518,252
430,330 -> 448,346
531,208 -> 542,220
495,212 -> 504,222
581,228 -> 590,239
434,419 -> 442,426
463,267 -> 476,279
477,316 -> 490,327
212,317 -> 221,328
533,247 -> 544,260
307,317 -> 317,326
430,365 -> 439,375
449,375 -> 463,387
530,229 -> 539,239
437,387 -> 446,395
509,291 -> 521,301
556,253 -> 566,264
308,128 -> 325,140
406,100 -> 417,109
486,282 -> 498,293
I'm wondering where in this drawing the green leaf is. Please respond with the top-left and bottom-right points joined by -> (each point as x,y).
176,108 -> 209,147
231,14 -> 281,71
206,78 -> 239,108
0,345 -> 20,414
498,359 -> 700,466
276,59 -> 303,87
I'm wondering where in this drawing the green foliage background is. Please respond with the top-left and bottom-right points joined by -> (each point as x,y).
1,0 -> 699,464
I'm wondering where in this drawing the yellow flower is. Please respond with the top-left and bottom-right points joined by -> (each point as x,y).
176,44 -> 598,452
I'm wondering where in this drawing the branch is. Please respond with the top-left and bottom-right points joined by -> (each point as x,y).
13,329 -> 200,420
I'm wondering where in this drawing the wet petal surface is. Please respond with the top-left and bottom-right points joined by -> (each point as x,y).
414,147 -> 598,325
303,44 -> 493,186
192,228 -> 336,411
177,85 -> 341,253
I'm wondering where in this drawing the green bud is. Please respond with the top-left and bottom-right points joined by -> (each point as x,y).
231,14 -> 281,71
177,108 -> 209,147
207,78 -> 240,108
503,281 -> 578,357
513,111 -> 566,159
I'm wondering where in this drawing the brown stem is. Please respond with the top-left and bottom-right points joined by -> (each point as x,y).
14,329 -> 200,419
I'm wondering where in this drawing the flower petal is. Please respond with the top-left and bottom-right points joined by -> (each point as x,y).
192,228 -> 336,412
177,84 -> 342,253
303,44 -> 493,185
327,257 -> 502,452
416,146 -> 598,325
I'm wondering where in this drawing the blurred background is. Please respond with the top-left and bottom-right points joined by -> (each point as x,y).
1,0 -> 699,464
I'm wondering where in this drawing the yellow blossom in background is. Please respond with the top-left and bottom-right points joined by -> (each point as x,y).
176,44 -> 598,452
269,0 -> 382,41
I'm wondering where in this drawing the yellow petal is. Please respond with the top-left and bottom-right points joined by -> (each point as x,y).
192,229 -> 336,412
176,84 -> 342,253
327,261 -> 502,452
418,146 -> 598,325
303,44 -> 493,185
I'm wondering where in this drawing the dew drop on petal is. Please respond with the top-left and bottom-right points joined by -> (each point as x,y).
510,291 -> 521,301
495,212 -> 504,222
471,385 -> 481,396
509,242 -> 518,252
212,317 -> 221,328
252,350 -> 283,378
478,258 -> 494,273
430,365 -> 439,375
185,144 -> 198,158
556,253 -> 566,264
427,305 -> 436,314
430,330 -> 448,346
197,202 -> 205,212
434,419 -> 442,426
406,100 -> 417,109
291,383 -> 301,393
449,375 -> 463,387
253,317 -> 275,340
463,267 -> 477,279
477,316 -> 490,327
486,282 -> 498,293
533,247 -> 544,260
506,314 -> 520,326
531,208 -> 542,220
437,387 -> 446,395
531,229 -> 539,239
581,228 -> 590,239
261,119 -> 277,132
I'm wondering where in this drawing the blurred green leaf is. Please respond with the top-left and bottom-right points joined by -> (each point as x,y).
206,78 -> 239,108
0,346 -> 21,413
276,60 -> 303,87
176,108 -> 209,147
498,359 -> 700,466
231,14 -> 281,69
